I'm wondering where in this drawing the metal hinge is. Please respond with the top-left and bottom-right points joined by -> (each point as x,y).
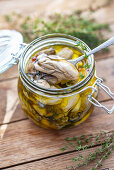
88,77 -> 114,114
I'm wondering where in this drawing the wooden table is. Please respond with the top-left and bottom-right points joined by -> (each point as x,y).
0,50 -> 114,170
0,0 -> 114,169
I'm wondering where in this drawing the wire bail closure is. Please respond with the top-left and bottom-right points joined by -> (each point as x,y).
88,76 -> 114,114
11,43 -> 27,64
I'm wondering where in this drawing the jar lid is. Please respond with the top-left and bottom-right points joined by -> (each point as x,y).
0,29 -> 24,73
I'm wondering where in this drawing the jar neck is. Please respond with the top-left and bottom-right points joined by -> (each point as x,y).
19,33 -> 95,96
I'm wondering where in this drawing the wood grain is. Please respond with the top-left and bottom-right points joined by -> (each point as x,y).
95,47 -> 114,61
96,57 -> 114,101
0,100 -> 113,168
90,0 -> 114,24
0,79 -> 27,125
0,65 -> 18,81
7,146 -> 114,170
0,0 -> 108,17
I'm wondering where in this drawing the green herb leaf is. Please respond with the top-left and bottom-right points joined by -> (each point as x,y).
96,135 -> 99,141
77,163 -> 81,167
66,82 -> 71,87
84,53 -> 88,59
66,137 -> 71,141
80,135 -> 85,140
80,72 -> 85,79
96,160 -> 102,167
85,63 -> 91,68
72,136 -> 77,141
77,140 -> 82,146
92,168 -> 97,170
72,157 -> 79,162
4,15 -> 11,22
61,145 -> 68,151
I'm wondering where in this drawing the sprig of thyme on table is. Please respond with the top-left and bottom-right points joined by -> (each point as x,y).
61,131 -> 114,170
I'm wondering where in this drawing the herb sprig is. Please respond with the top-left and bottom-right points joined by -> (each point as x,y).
80,63 -> 91,69
80,72 -> 85,79
61,131 -> 114,170
3,12 -> 110,50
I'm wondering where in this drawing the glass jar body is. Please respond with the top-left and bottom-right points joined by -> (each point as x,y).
18,74 -> 97,130
18,34 -> 97,130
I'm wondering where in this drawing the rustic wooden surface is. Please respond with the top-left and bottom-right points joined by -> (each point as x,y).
0,0 -> 114,170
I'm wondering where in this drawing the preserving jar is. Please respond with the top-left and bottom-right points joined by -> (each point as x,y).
0,30 -> 113,130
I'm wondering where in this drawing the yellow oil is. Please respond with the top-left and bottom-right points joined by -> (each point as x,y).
18,45 -> 97,130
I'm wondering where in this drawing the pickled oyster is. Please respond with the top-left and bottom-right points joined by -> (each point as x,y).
69,98 -> 81,121
39,47 -> 56,55
42,74 -> 58,85
60,94 -> 80,112
50,85 -> 58,89
34,54 -> 79,82
34,79 -> 59,90
26,45 -> 90,88
71,97 -> 81,113
23,89 -> 37,104
26,60 -> 35,74
33,104 -> 53,117
34,79 -> 50,88
34,88 -> 62,105
80,90 -> 91,112
57,47 -> 73,59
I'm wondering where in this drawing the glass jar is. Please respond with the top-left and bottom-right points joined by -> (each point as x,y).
0,31 -> 113,130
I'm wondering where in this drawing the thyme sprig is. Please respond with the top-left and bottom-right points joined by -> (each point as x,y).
80,63 -> 91,69
93,142 -> 113,170
79,72 -> 85,79
84,53 -> 88,59
61,131 -> 114,170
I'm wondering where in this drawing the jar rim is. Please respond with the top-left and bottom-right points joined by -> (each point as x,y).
19,33 -> 95,95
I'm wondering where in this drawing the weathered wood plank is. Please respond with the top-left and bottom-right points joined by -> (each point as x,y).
91,0 -> 114,24
0,79 -> 27,125
7,146 -> 114,170
81,0 -> 114,24
95,47 -> 114,61
0,100 -> 113,168
0,65 -> 18,81
0,0 -> 108,17
102,23 -> 114,39
96,58 -> 114,101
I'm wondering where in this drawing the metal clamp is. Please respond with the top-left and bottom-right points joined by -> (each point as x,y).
11,43 -> 27,64
88,77 -> 114,114
0,43 -> 27,74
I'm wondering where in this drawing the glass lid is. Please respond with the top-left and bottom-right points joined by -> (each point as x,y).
0,30 -> 24,73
